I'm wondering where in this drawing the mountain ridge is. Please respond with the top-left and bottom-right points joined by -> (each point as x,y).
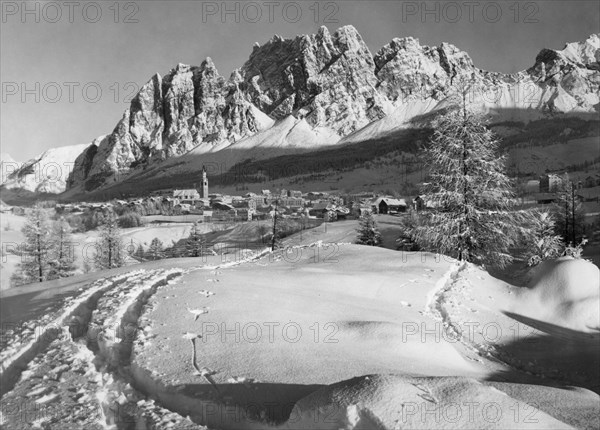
3,27 -> 599,196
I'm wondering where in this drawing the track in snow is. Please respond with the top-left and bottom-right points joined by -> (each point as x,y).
0,268 -> 207,430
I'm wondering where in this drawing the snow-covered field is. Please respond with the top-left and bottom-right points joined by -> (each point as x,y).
0,239 -> 598,429
0,213 -> 221,289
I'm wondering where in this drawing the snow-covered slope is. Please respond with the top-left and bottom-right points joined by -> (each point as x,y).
1,239 -> 598,428
0,153 -> 22,186
2,143 -> 93,193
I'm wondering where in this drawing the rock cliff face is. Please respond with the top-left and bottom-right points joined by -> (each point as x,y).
240,26 -> 389,135
58,27 -> 599,193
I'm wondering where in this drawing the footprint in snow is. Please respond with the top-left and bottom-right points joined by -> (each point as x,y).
187,307 -> 210,321
417,393 -> 437,403
194,367 -> 220,391
411,383 -> 438,403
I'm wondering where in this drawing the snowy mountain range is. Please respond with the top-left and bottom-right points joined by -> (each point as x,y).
1,144 -> 90,194
3,26 -> 599,196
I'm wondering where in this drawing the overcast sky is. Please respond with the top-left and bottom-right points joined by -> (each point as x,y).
2,0 -> 599,161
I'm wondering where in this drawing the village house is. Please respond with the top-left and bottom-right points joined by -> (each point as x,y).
211,201 -> 235,211
534,192 -> 559,204
584,174 -> 600,188
173,203 -> 192,215
413,196 -> 439,211
525,180 -> 540,193
248,195 -> 266,207
539,174 -> 564,193
372,197 -> 407,214
308,202 -> 338,221
576,189 -> 600,202
279,196 -> 304,208
173,189 -> 200,205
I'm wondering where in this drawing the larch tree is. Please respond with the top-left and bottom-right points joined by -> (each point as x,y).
356,211 -> 382,246
95,210 -> 125,270
412,108 -> 519,268
49,217 -> 76,279
555,174 -> 585,246
13,204 -> 54,285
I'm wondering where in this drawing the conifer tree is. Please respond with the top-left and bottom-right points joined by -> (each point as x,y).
134,244 -> 146,261
356,211 -> 382,246
186,222 -> 205,257
554,174 -> 585,246
521,210 -> 564,266
412,108 -> 519,268
95,210 -> 125,269
49,217 -> 76,279
147,238 -> 165,260
14,204 -> 54,285
270,199 -> 280,251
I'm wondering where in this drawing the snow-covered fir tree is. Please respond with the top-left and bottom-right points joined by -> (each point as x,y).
13,204 -> 54,285
186,222 -> 205,257
95,210 -> 125,269
522,210 -> 565,266
147,238 -> 165,260
134,244 -> 146,261
49,217 -> 76,279
356,212 -> 382,246
412,108 -> 519,268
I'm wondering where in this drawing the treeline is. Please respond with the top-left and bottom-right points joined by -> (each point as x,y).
209,128 -> 429,186
498,117 -> 599,149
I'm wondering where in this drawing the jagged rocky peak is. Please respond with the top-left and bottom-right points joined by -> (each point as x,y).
240,24 -> 385,135
560,34 -> 600,67
528,34 -> 600,101
62,27 -> 599,194
374,37 -> 477,102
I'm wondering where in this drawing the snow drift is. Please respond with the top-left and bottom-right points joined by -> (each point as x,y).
518,257 -> 600,332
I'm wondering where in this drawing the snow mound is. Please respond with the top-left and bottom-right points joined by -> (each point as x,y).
524,257 -> 600,332
285,374 -> 572,429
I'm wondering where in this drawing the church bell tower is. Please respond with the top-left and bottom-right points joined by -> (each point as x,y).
201,165 -> 209,198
